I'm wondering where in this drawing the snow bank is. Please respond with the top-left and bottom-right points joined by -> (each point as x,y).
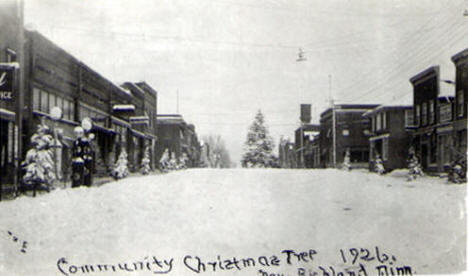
0,169 -> 465,275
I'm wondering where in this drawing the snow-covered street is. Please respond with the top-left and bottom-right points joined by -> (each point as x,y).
0,169 -> 465,275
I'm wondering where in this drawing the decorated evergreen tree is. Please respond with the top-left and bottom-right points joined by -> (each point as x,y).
168,152 -> 178,171
241,110 -> 276,168
111,148 -> 129,179
447,150 -> 466,183
159,148 -> 170,173
21,123 -> 57,193
374,154 -> 385,175
179,152 -> 189,169
140,146 -> 151,175
407,147 -> 424,181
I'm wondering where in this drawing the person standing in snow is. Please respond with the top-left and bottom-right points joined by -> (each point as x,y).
82,133 -> 95,187
71,127 -> 94,188
71,127 -> 86,188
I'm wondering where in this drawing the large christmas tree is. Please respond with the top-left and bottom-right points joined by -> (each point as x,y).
241,110 -> 276,168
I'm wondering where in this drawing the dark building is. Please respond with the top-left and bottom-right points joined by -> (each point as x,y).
0,0 -> 24,189
294,124 -> 320,168
0,4 -> 162,191
121,82 -> 158,172
451,49 -> 468,163
278,136 -> 297,168
363,105 -> 412,171
156,114 -> 201,168
319,104 -> 377,168
408,65 -> 465,173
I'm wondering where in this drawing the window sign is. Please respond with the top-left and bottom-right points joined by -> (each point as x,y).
0,64 -> 16,101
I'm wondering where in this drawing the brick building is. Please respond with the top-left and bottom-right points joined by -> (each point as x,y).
0,0 -> 24,190
363,105 -> 412,171
408,65 -> 464,173
155,114 -> 201,168
319,104 -> 377,168
451,49 -> 468,163
0,3 -> 161,191
294,124 -> 320,168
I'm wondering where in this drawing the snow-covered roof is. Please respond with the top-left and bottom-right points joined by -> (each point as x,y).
113,104 -> 135,111
363,105 -> 412,117
129,116 -> 149,125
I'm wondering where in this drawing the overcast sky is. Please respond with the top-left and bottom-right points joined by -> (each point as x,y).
25,0 -> 468,164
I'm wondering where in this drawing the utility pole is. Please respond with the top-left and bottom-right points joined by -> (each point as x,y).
329,74 -> 336,168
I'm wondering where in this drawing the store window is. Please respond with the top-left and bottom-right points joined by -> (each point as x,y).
382,138 -> 388,161
33,88 -> 41,110
48,93 -> 56,113
405,109 -> 414,127
421,102 -> 427,126
40,90 -> 48,112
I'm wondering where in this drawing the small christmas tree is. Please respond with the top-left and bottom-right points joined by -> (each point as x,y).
168,152 -> 178,171
179,152 -> 189,169
21,123 -> 57,194
374,154 -> 385,175
407,147 -> 424,181
448,154 -> 466,184
159,148 -> 170,173
342,148 -> 351,171
140,147 -> 151,175
111,148 -> 129,179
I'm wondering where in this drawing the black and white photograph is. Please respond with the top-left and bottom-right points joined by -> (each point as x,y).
0,0 -> 467,275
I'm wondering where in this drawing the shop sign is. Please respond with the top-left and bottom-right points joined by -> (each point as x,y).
0,63 -> 17,101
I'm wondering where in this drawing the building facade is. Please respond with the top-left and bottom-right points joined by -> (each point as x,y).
156,114 -> 201,169
0,17 -> 161,190
319,104 -> 377,169
451,49 -> 468,164
0,0 -> 24,192
294,124 -> 320,168
408,65 -> 466,173
363,105 -> 412,171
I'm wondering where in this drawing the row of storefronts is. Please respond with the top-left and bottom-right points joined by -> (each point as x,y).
0,1 -> 201,191
282,48 -> 467,175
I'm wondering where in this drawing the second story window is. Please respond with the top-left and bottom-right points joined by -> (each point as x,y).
421,102 -> 427,126
429,100 -> 435,124
458,91 -> 464,117
405,109 -> 414,127
439,103 -> 452,123
382,112 -> 387,129
376,113 -> 381,130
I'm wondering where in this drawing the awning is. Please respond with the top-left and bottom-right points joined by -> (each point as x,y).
130,129 -> 149,139
112,104 -> 135,112
0,108 -> 15,121
93,124 -> 117,135
111,116 -> 131,128
130,116 -> 149,125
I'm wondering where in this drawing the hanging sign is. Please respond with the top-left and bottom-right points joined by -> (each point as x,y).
0,63 -> 18,101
